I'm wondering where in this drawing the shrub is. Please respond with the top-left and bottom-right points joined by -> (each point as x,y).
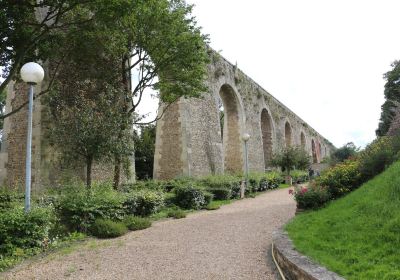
206,187 -> 231,200
123,216 -> 152,231
167,208 -> 186,219
358,136 -> 400,181
56,183 -> 126,232
291,170 -> 309,184
316,160 -> 362,199
0,205 -> 57,255
205,203 -> 220,210
0,190 -> 24,211
174,185 -> 212,209
124,189 -> 164,217
290,185 -> 330,210
90,219 -> 127,238
265,171 -> 283,189
201,175 -> 241,198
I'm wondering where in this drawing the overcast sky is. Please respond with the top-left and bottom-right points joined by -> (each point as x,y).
172,0 -> 399,148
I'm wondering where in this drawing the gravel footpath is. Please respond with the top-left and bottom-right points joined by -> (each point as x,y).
2,188 -> 295,280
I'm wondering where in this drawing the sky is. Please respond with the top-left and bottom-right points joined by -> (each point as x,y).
171,0 -> 400,148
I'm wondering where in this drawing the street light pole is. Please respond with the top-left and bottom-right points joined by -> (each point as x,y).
20,62 -> 44,213
25,84 -> 34,212
241,133 -> 251,197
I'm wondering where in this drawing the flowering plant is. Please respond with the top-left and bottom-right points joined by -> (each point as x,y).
289,184 -> 330,210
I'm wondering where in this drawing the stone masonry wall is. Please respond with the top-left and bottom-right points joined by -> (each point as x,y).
154,52 -> 335,179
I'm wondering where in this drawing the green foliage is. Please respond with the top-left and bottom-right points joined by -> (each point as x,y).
377,60 -> 400,136
316,160 -> 362,199
134,124 -> 156,180
357,136 -> 400,181
123,216 -> 152,231
290,185 -> 330,210
124,189 -> 164,217
200,175 -> 241,199
206,188 -> 232,200
270,146 -> 311,175
286,160 -> 400,279
56,183 -> 126,232
173,185 -> 212,210
0,205 -> 57,256
166,208 -> 187,219
0,189 -> 24,211
291,170 -> 309,184
90,219 -> 127,239
205,203 -> 220,210
331,142 -> 359,164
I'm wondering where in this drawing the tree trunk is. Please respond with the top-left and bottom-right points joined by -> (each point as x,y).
86,156 -> 93,189
113,54 -> 131,189
113,156 -> 121,190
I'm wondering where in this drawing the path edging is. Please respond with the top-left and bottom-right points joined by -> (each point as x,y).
272,229 -> 345,280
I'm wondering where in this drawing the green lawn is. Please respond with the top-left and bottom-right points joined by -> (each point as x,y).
286,161 -> 400,280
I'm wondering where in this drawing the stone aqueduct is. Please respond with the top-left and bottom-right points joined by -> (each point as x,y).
154,52 -> 334,180
0,52 -> 334,188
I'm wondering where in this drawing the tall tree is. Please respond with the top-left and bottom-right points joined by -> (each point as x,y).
40,0 -> 209,187
376,60 -> 400,136
0,0 -> 93,100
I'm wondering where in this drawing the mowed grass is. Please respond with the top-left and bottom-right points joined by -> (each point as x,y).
286,161 -> 400,280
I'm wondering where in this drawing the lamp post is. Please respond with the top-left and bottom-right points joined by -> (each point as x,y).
20,62 -> 44,213
241,133 -> 250,198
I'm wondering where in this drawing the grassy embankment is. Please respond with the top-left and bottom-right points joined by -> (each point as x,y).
286,161 -> 400,279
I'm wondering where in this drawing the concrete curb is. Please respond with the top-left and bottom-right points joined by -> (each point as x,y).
272,229 -> 345,280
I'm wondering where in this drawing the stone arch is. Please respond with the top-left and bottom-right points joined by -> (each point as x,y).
318,142 -> 322,159
311,139 -> 318,163
260,108 -> 273,168
300,131 -> 306,149
285,121 -> 292,147
219,84 -> 243,174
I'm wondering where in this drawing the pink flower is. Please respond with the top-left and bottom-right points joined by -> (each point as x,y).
300,187 -> 308,194
289,189 -> 293,195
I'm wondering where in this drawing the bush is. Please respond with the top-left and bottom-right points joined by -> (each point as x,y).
56,183 -> 126,232
123,216 -> 152,231
265,171 -> 283,189
90,219 -> 127,238
0,205 -> 57,255
206,187 -> 231,200
174,185 -> 212,209
0,190 -> 24,211
358,136 -> 400,181
291,185 -> 330,210
167,208 -> 186,219
124,189 -> 164,217
291,170 -> 309,184
316,160 -> 362,199
201,175 -> 241,198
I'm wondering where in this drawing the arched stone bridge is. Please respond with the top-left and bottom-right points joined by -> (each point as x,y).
154,52 -> 334,180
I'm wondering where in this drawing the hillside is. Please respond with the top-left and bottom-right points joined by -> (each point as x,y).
286,160 -> 400,280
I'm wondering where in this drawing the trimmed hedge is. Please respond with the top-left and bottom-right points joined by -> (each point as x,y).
123,216 -> 152,231
174,185 -> 213,209
124,189 -> 164,217
90,219 -> 127,238
56,184 -> 126,232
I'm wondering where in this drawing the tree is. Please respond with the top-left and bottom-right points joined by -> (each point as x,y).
376,60 -> 400,136
134,124 -> 156,180
331,142 -> 359,164
40,0 -> 209,187
270,146 -> 311,178
0,0 -> 94,101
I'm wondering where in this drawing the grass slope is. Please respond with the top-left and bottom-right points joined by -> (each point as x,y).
286,161 -> 400,280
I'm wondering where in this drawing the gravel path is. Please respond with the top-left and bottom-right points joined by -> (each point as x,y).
2,188 -> 295,280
